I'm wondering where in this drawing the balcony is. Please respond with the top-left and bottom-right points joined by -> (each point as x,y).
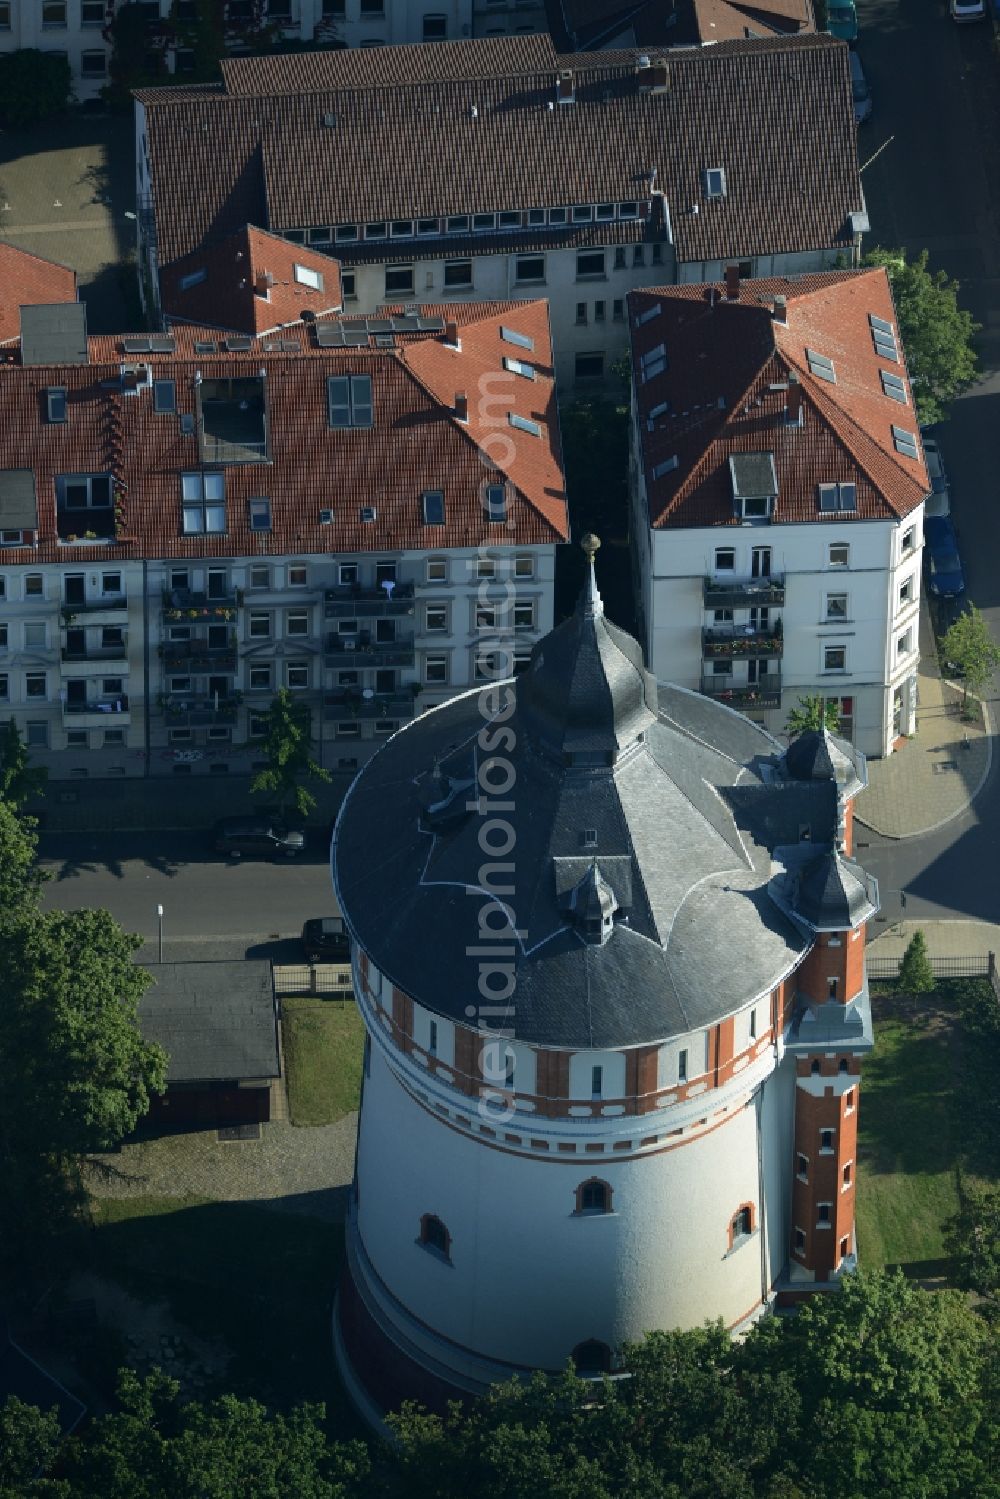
61,644 -> 129,665
700,674 -> 782,711
323,632 -> 415,669
160,639 -> 238,672
158,694 -> 241,727
63,695 -> 131,726
324,582 -> 416,618
61,595 -> 128,619
702,626 -> 783,660
324,690 -> 415,722
197,376 -> 268,465
703,575 -> 785,610
162,589 -> 241,622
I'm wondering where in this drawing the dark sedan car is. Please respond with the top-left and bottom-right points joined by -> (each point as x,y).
301,917 -> 350,963
923,515 -> 966,598
212,817 -> 306,859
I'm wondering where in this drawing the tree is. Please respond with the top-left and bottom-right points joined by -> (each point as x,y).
0,1397 -> 68,1498
941,605 -> 1000,716
785,696 -> 840,737
0,799 -> 47,935
250,688 -> 331,818
0,720 -> 47,810
864,248 -> 980,425
0,50 -> 72,128
945,1184 -> 1000,1301
897,928 -> 935,994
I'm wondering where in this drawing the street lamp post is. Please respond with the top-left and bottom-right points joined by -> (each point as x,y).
156,904 -> 164,964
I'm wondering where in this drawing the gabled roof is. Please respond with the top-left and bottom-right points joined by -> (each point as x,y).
138,34 -> 862,271
0,300 -> 566,564
629,269 -> 930,529
160,225 -> 342,335
139,960 -> 279,1082
550,0 -> 813,50
0,243 -> 77,345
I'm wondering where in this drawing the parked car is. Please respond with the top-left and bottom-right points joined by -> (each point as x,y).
301,917 -> 350,963
212,817 -> 306,859
922,438 -> 951,518
850,51 -> 872,126
950,0 -> 985,21
826,0 -> 859,43
923,515 -> 966,597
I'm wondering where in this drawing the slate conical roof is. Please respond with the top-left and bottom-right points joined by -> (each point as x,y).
783,726 -> 865,797
792,848 -> 878,931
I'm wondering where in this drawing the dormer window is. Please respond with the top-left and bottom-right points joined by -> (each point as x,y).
46,387 -> 67,423
806,348 -> 836,384
704,167 -> 726,199
729,452 -> 777,521
421,490 -> 445,525
817,482 -> 857,514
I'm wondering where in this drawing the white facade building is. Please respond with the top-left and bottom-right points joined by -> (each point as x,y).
628,271 -> 929,758
331,552 -> 877,1423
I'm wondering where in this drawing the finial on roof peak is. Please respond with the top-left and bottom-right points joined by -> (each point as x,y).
581,532 -> 601,561
580,533 -> 603,619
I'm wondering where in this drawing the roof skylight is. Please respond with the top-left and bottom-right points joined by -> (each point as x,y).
879,370 -> 907,404
806,348 -> 836,383
636,302 -> 661,327
501,326 -> 534,351
503,356 -> 536,380
509,413 -> 542,437
892,425 -> 919,459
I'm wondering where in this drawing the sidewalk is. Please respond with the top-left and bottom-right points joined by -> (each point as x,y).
27,772 -> 351,834
854,605 -> 993,839
868,918 -> 1000,962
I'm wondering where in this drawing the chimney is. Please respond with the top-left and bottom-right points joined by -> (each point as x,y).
787,373 -> 802,426
724,264 -> 740,302
772,294 -> 787,324
649,61 -> 668,92
444,318 -> 460,349
254,270 -> 273,298
455,391 -> 469,422
557,68 -> 575,104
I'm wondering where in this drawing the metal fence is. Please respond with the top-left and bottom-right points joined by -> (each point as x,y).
272,963 -> 354,998
867,952 -> 996,983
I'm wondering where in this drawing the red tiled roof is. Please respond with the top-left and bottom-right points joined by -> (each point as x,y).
629,270 -> 930,528
139,35 -> 861,270
0,301 -> 567,564
0,244 -> 77,345
160,226 -> 342,335
549,0 -> 812,49
219,35 -> 560,94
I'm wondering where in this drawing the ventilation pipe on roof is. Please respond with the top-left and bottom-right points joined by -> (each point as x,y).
455,391 -> 469,422
724,264 -> 740,301
443,319 -> 461,350
786,372 -> 802,427
557,68 -> 575,104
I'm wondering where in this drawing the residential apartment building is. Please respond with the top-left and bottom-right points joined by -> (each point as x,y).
135,33 -> 867,387
627,269 -> 929,758
0,297 -> 566,779
546,0 -> 814,51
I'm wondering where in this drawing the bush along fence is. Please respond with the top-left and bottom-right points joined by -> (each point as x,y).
867,950 -> 1000,997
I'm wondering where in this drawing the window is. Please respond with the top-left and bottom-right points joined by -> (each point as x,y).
249,664 -> 272,690
715,548 -> 735,572
247,497 -> 271,532
817,482 -> 857,513
153,379 -> 175,414
365,221 -> 386,240
613,298 -> 625,322
375,619 -> 395,644
704,167 -> 726,198
338,564 -> 358,586
575,352 -> 604,380
328,376 -> 373,428
446,215 -> 469,233
443,259 -> 472,289
248,711 -> 268,737
26,722 -> 48,747
575,302 -> 588,325
902,526 -> 916,554
512,556 -> 533,580
826,594 -> 848,620
104,727 -> 125,746
572,1341 -> 612,1375
360,0 -> 384,10
514,255 -> 545,284
81,49 -> 107,77
417,217 -> 439,235
678,1048 -> 688,1083
288,564 -> 307,587
820,1129 -> 835,1152
485,485 -> 507,523
749,1008 -> 757,1040
341,270 -> 356,300
286,610 -> 309,637
576,250 -> 605,279
46,387 -> 67,423
817,1203 -> 832,1226
286,661 -> 309,689
548,207 -> 567,225
591,1065 -> 603,1099
0,1 -> 10,24
422,490 -> 445,526
794,1228 -> 806,1254
731,1205 -> 753,1242
425,603 -> 448,632
248,611 -> 271,639
384,265 -> 414,297
42,0 -> 66,24
23,622 -> 45,648
633,246 -> 645,267
843,1162 -> 853,1188
25,673 -> 46,698
477,558 -> 496,578
575,1179 -> 612,1214
509,413 -> 542,438
513,601 -> 533,629
58,474 -> 112,514
797,1154 -> 808,1180
503,355 -> 535,381
418,1213 -> 450,1258
880,369 -> 907,404
178,268 -> 206,291
424,654 -> 448,684
845,1088 -> 855,1113
293,263 -> 323,291
829,543 -> 849,568
426,558 -> 448,584
66,728 -> 86,746
892,425 -> 919,458
811,1059 -> 821,1075
824,646 -> 846,671
897,629 -> 912,656
181,472 -> 225,533
594,301 -> 605,324
807,349 -> 836,384
0,675 -> 7,699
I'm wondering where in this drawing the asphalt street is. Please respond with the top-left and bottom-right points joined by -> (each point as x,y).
39,831 -> 337,963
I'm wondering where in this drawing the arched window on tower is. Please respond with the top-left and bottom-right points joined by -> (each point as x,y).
418,1213 -> 451,1261
572,1339 -> 612,1375
728,1202 -> 756,1251
575,1178 -> 613,1215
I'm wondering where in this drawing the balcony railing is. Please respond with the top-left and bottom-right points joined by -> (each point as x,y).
702,627 -> 783,660
700,674 -> 781,710
324,583 -> 416,618
703,575 -> 785,610
162,589 -> 241,622
160,640 -> 237,671
158,695 -> 241,727
323,633 -> 415,668
324,691 -> 415,722
61,595 -> 128,617
63,695 -> 131,724
62,644 -> 129,663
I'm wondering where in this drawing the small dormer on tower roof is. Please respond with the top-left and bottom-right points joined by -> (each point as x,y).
782,726 -> 866,800
559,860 -> 619,946
776,846 -> 878,934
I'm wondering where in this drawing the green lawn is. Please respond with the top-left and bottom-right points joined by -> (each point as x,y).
856,1006 -> 961,1274
89,1195 -> 357,1430
282,997 -> 365,1126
